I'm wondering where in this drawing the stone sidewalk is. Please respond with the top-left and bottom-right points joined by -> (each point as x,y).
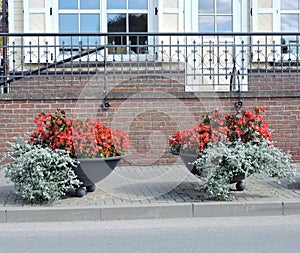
1,162 -> 300,223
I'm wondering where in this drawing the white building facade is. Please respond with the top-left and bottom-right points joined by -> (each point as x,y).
8,1 -> 300,35
5,0 -> 300,91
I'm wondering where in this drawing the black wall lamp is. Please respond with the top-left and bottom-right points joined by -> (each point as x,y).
102,99 -> 111,110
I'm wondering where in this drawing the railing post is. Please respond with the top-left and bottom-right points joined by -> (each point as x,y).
1,0 -> 8,93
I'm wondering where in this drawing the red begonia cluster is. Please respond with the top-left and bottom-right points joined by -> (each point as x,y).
169,108 -> 227,154
169,107 -> 272,154
30,109 -> 74,154
225,107 -> 273,143
29,109 -> 130,158
72,119 -> 130,158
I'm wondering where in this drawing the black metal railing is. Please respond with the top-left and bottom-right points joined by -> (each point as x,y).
1,32 -> 300,94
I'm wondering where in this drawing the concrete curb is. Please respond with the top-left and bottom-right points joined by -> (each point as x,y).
1,200 -> 300,223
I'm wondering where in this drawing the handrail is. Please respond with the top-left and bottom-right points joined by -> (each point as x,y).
0,46 -> 105,87
2,32 -> 300,36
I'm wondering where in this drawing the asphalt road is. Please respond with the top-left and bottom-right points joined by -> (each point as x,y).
0,215 -> 300,253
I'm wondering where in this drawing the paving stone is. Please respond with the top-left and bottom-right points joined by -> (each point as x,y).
0,164 -> 300,222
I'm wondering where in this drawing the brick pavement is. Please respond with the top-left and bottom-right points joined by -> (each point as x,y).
0,162 -> 300,222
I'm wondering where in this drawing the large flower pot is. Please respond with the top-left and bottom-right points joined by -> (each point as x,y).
170,151 -> 246,191
73,155 -> 125,197
179,153 -> 202,176
169,151 -> 201,176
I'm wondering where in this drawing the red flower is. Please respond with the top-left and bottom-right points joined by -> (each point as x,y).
169,107 -> 273,154
226,107 -> 273,143
169,108 -> 228,154
29,109 -> 130,158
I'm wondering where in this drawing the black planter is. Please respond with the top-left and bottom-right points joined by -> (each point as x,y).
73,155 -> 125,197
230,173 -> 245,184
179,153 -> 202,176
169,150 -> 246,191
169,151 -> 201,176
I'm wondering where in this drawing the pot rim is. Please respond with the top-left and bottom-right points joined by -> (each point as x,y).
77,154 -> 129,162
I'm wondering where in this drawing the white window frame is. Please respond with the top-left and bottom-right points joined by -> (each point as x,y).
251,0 -> 280,32
185,0 -> 248,91
251,0 -> 300,62
156,0 -> 184,32
23,0 -> 55,63
188,0 -> 245,33
279,1 -> 300,61
23,0 -> 55,33
52,0 -> 157,62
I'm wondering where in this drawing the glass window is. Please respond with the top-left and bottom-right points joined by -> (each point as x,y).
59,0 -> 100,9
281,14 -> 299,32
107,0 -> 148,54
59,0 -> 78,9
81,14 -> 100,32
280,1 -> 300,54
108,14 -> 127,53
59,14 -> 78,33
128,0 -> 147,9
58,1 -> 101,47
107,0 -> 126,9
217,16 -> 232,32
199,0 -> 214,14
80,0 -> 100,9
281,0 -> 299,10
129,14 -> 148,54
81,14 -> 100,45
199,16 -> 214,32
58,0 -> 149,53
108,14 -> 126,32
216,0 -> 232,13
59,14 -> 79,46
198,0 -> 233,32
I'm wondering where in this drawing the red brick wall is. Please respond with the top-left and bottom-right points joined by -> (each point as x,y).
0,93 -> 299,165
1,70 -> 300,164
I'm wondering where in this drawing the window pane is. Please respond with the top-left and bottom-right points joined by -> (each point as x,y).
281,14 -> 298,54
128,0 -> 148,9
107,14 -> 126,32
258,0 -> 272,8
59,14 -> 78,32
129,14 -> 147,32
29,14 -> 45,32
281,0 -> 298,10
216,0 -> 232,14
80,14 -> 100,46
281,14 -> 299,32
164,0 -> 178,8
80,0 -> 100,9
257,13 -> 273,31
129,14 -> 148,54
217,16 -> 232,32
59,0 -> 78,9
199,0 -> 214,14
199,16 -> 214,32
59,14 -> 79,46
81,14 -> 100,32
29,0 -> 44,8
107,0 -> 126,9
108,14 -> 126,53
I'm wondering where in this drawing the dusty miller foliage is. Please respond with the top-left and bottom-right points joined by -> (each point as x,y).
194,139 -> 296,201
1,137 -> 81,203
